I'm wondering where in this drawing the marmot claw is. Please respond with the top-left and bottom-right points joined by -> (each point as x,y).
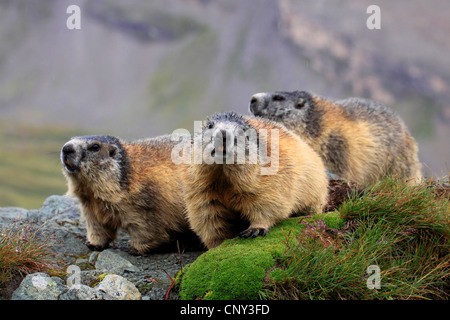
238,228 -> 267,238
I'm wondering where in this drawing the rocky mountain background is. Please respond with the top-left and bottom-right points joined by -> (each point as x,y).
1,0 -> 449,208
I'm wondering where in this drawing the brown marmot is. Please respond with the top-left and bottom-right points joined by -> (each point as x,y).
61,135 -> 199,254
249,91 -> 422,184
182,112 -> 328,249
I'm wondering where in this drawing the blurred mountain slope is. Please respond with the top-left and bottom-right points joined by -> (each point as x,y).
0,0 -> 449,208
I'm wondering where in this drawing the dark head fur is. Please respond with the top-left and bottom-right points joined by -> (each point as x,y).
196,112 -> 258,164
249,90 -> 323,138
204,112 -> 251,131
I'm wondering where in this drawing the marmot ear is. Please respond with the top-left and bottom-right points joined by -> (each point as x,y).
295,91 -> 313,109
108,145 -> 118,157
295,98 -> 306,109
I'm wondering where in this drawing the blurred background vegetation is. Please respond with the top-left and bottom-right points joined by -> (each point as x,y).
0,0 -> 449,209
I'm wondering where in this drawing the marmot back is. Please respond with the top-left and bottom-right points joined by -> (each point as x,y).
249,91 -> 422,184
182,112 -> 328,249
61,134 -> 201,254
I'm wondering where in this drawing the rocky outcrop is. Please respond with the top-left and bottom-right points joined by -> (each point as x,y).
0,195 -> 204,300
11,272 -> 142,300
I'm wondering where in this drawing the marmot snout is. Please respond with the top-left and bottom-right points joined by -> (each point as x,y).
198,112 -> 258,164
61,136 -> 127,190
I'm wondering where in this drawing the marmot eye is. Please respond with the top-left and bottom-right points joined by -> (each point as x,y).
88,144 -> 101,152
272,95 -> 285,102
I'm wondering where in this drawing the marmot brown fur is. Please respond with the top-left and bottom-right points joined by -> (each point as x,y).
61,135 -> 199,254
249,91 -> 422,184
182,112 -> 328,249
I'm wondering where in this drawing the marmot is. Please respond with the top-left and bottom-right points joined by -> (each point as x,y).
182,112 -> 328,249
61,135 -> 199,254
249,91 -> 422,184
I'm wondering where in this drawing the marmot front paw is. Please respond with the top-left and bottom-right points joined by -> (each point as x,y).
85,241 -> 109,252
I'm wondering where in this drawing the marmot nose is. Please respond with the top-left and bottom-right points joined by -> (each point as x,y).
220,129 -> 227,145
214,129 -> 234,153
62,143 -> 76,155
61,142 -> 79,172
216,129 -> 228,148
249,94 -> 265,114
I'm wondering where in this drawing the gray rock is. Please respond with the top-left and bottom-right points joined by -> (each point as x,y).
88,251 -> 100,264
34,195 -> 90,261
124,251 -> 204,300
95,249 -> 139,274
11,273 -> 66,300
59,284 -> 115,300
146,286 -> 170,300
40,195 -> 80,219
2,194 -> 206,300
75,257 -> 94,270
74,269 -> 105,287
0,207 -> 29,227
95,274 -> 141,300
39,195 -> 85,235
47,229 -> 91,260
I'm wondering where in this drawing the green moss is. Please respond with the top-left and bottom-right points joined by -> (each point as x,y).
179,212 -> 343,300
322,212 -> 345,230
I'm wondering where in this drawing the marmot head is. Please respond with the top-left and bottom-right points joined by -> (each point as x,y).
197,112 -> 258,164
61,135 -> 128,196
249,90 -> 315,118
249,91 -> 323,138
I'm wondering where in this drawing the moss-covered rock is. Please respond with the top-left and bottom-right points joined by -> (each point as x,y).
179,212 -> 343,300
